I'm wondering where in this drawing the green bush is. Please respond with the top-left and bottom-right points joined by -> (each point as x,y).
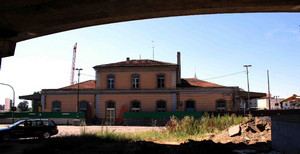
166,113 -> 243,136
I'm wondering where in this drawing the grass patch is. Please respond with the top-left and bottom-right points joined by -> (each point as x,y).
90,113 -> 245,143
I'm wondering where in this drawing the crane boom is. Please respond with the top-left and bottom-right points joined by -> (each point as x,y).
70,43 -> 77,85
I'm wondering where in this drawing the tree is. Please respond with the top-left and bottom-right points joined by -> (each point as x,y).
31,91 -> 41,112
18,101 -> 29,112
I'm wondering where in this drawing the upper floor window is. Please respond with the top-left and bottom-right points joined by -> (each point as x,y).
157,74 -> 165,88
156,100 -> 166,112
52,101 -> 61,112
216,100 -> 226,111
131,100 -> 141,112
131,74 -> 140,88
107,75 -> 115,89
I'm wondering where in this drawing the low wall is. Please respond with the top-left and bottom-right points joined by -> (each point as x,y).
272,115 -> 300,154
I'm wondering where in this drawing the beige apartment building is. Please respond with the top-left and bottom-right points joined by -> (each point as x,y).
41,52 -> 265,124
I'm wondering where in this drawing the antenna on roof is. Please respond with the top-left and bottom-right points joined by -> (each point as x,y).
194,66 -> 197,79
152,41 -> 154,60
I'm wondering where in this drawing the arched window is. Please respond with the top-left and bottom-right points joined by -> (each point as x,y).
131,100 -> 141,112
79,101 -> 88,111
216,99 -> 226,111
107,74 -> 115,89
185,100 -> 195,112
52,101 -> 61,112
156,100 -> 166,112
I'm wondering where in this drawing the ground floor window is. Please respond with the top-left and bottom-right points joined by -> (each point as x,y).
216,100 -> 226,111
185,100 -> 195,112
79,101 -> 88,111
156,100 -> 166,112
131,100 -> 141,112
52,101 -> 61,112
106,101 -> 115,124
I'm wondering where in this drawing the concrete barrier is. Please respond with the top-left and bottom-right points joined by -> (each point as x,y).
272,115 -> 300,154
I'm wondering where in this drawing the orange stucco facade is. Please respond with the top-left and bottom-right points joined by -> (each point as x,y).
41,54 -> 246,124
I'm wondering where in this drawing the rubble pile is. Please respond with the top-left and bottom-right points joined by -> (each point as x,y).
209,117 -> 271,145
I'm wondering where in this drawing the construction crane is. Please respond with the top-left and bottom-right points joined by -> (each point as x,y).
70,43 -> 77,85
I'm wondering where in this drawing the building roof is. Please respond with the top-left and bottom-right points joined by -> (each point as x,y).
93,59 -> 177,68
179,78 -> 225,88
60,80 -> 96,90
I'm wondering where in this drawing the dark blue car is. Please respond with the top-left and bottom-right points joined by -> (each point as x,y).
0,119 -> 58,141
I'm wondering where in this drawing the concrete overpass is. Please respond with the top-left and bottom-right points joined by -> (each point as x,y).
1,0 -> 300,61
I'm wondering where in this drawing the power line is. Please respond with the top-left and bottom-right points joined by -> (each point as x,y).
202,71 -> 246,81
81,73 -> 95,78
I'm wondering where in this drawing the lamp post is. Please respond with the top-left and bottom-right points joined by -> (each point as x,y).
75,68 -> 82,119
0,83 -> 15,123
243,65 -> 252,116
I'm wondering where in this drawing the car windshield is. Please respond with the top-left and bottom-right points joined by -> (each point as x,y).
9,120 -> 25,128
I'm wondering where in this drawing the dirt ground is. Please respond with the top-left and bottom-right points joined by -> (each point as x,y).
0,118 -> 276,154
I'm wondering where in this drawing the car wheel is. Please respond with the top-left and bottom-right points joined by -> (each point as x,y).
2,134 -> 10,141
41,132 -> 51,139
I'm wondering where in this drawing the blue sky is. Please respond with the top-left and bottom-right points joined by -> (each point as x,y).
0,13 -> 299,106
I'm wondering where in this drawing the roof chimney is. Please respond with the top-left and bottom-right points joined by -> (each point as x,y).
126,57 -> 130,61
177,52 -> 181,85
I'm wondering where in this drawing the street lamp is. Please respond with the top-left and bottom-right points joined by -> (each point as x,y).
243,65 -> 252,116
75,68 -> 82,119
0,83 -> 15,123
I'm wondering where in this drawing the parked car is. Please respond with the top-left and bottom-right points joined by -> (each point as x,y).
0,119 -> 58,141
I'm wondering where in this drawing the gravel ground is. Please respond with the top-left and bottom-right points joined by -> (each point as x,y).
0,124 -> 165,137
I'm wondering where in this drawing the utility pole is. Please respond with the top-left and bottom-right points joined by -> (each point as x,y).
243,65 -> 252,116
75,68 -> 82,119
267,70 -> 271,110
152,41 -> 154,60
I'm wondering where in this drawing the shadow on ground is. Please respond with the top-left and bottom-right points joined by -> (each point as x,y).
0,135 -> 272,154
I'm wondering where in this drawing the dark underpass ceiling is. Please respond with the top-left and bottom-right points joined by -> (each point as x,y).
1,0 -> 300,59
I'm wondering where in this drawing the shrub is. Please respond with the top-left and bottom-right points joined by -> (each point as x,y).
165,113 -> 244,136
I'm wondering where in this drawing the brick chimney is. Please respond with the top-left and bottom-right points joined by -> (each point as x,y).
177,52 -> 181,85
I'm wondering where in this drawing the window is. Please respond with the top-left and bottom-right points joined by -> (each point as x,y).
156,100 -> 166,112
106,101 -> 116,124
185,100 -> 195,112
131,74 -> 140,88
52,101 -> 61,112
107,101 -> 115,108
131,100 -> 141,112
216,100 -> 226,111
79,101 -> 88,111
275,103 -> 279,106
107,75 -> 115,89
157,74 -> 165,88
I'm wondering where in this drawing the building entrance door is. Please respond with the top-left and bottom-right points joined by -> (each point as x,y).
106,108 -> 115,125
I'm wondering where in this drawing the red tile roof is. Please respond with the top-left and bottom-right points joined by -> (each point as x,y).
180,78 -> 225,88
60,80 -> 96,90
94,59 -> 177,68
